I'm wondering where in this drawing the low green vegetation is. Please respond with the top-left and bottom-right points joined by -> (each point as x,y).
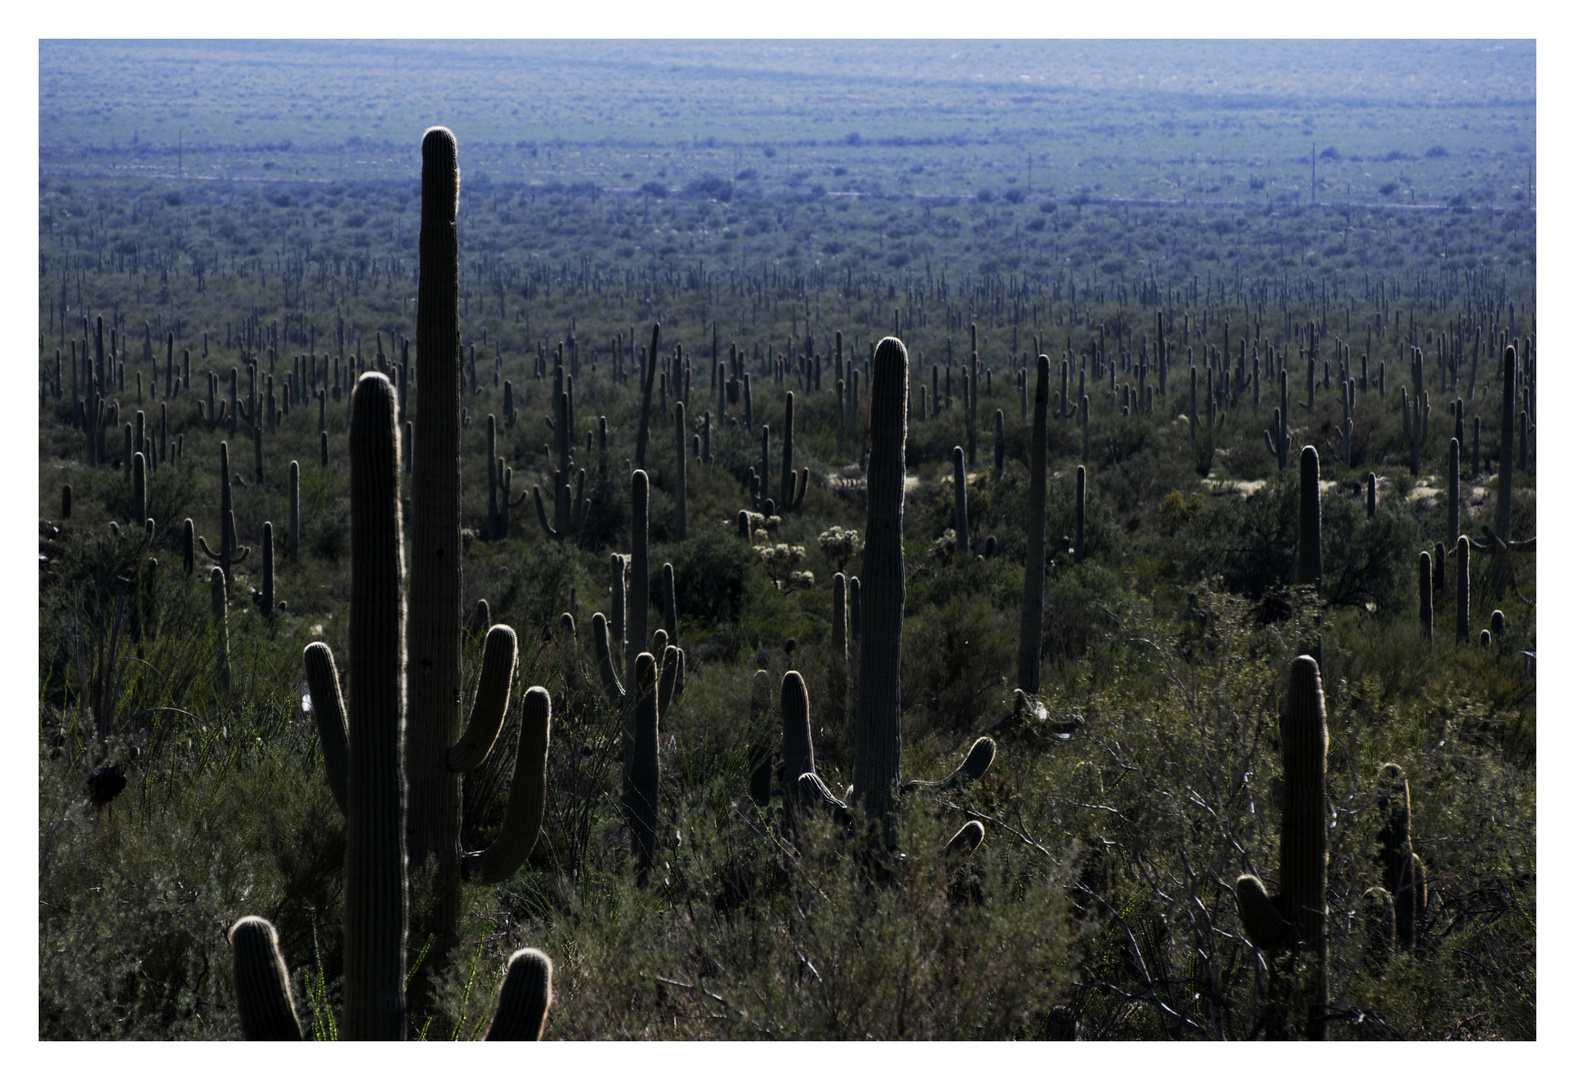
38,42 -> 1533,1042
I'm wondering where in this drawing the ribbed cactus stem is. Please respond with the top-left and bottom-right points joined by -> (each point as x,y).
132,451 -> 146,526
343,371 -> 407,1041
406,129 -> 465,949
1376,763 -> 1419,949
210,567 -> 230,694
591,612 -> 625,701
747,669 -> 773,806
628,471 -> 650,683
1419,551 -> 1433,642
228,916 -> 303,1041
462,686 -> 550,885
445,626 -> 520,773
1494,345 -> 1516,542
289,460 -> 300,564
1234,654 -> 1329,1041
1074,465 -> 1086,564
1017,355 -> 1050,695
674,400 -> 688,539
1296,446 -> 1321,590
662,561 -> 678,645
944,820 -> 985,860
851,337 -> 908,830
1448,437 -> 1461,542
952,445 -> 970,555
261,522 -> 275,618
303,642 -> 350,815
483,948 -> 553,1041
636,324 -> 659,467
630,652 -> 660,880
781,670 -> 815,816
1456,535 -> 1470,644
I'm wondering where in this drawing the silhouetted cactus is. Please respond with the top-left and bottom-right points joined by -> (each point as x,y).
482,949 -> 553,1041
630,651 -> 660,883
778,391 -> 807,512
851,336 -> 909,834
1418,551 -> 1433,642
1233,655 -> 1328,1040
210,566 -> 230,694
197,442 -> 250,587
228,916 -> 304,1041
952,445 -> 970,555
1296,446 -> 1321,592
1017,355 -> 1050,695
1456,535 -> 1471,644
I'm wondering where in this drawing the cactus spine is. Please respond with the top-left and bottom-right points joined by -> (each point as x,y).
1233,655 -> 1328,1040
1017,355 -> 1050,695
850,337 -> 908,834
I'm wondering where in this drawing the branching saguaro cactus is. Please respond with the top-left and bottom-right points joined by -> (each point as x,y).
1234,655 -> 1329,1041
1017,355 -> 1050,695
287,372 -> 553,1039
197,441 -> 250,587
850,336 -> 908,842
374,128 -> 551,1012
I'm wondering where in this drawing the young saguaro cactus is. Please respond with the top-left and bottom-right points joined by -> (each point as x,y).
228,916 -> 303,1041
482,948 -> 553,1041
1234,655 -> 1329,1040
850,336 -> 909,835
951,445 -> 970,555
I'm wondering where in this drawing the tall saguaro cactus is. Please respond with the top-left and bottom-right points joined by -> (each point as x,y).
398,127 -> 540,1003
1233,655 -> 1329,1040
1017,355 -> 1050,695
851,336 -> 908,835
340,372 -> 409,1040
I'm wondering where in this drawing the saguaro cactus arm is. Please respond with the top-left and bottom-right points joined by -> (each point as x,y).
228,916 -> 304,1041
592,612 -> 626,701
462,686 -> 551,884
303,641 -> 351,816
446,625 -> 520,773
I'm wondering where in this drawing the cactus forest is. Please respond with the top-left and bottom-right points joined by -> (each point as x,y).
38,40 -> 1534,1041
